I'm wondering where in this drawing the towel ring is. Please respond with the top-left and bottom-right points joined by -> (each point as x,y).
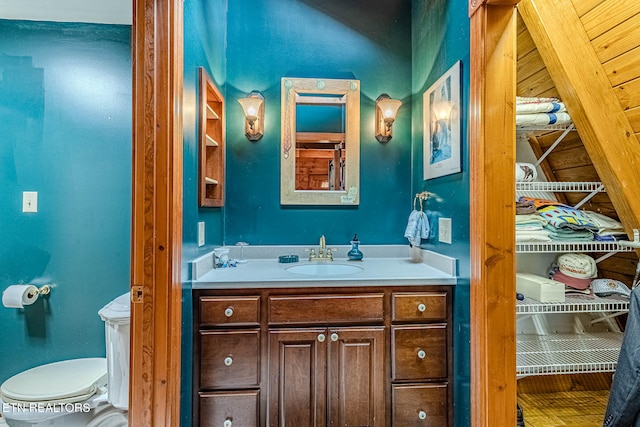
413,192 -> 430,211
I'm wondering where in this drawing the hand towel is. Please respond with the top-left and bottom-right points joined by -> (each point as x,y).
404,210 -> 430,246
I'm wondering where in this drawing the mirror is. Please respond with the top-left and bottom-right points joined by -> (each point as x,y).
281,77 -> 360,205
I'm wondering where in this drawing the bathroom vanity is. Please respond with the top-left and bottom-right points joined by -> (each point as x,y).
191,246 -> 456,426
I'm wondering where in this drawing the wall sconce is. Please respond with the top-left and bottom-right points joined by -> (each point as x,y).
375,94 -> 402,143
238,91 -> 264,141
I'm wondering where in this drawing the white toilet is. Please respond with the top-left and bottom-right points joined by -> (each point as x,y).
0,293 -> 130,427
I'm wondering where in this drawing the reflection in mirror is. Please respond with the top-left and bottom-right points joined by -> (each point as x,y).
295,95 -> 346,190
281,78 -> 360,205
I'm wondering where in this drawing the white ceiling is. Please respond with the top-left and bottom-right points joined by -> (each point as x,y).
0,0 -> 132,25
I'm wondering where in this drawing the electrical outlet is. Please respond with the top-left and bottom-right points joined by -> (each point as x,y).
197,222 -> 205,247
438,218 -> 452,244
22,191 -> 38,213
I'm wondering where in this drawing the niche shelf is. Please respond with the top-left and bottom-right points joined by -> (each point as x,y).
198,67 -> 225,207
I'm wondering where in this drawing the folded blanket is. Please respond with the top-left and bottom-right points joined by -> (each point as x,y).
516,229 -> 552,242
544,224 -> 594,241
515,214 -> 548,227
516,112 -> 571,127
594,233 -> 629,242
516,96 -> 559,104
584,211 -> 625,236
538,205 -> 598,231
516,101 -> 566,115
516,200 -> 537,215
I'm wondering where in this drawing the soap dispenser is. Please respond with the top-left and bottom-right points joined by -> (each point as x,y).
347,234 -> 364,261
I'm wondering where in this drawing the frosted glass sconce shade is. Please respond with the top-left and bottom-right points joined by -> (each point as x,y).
375,94 -> 402,143
238,91 -> 264,141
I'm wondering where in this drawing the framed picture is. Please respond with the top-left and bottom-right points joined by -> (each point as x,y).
423,60 -> 461,180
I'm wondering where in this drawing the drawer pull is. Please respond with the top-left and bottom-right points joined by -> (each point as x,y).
418,410 -> 427,420
330,333 -> 339,342
318,333 -> 326,342
224,356 -> 233,366
223,419 -> 232,427
417,349 -> 426,359
224,307 -> 234,317
417,303 -> 426,312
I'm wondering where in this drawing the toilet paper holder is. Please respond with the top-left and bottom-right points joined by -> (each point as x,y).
28,284 -> 51,298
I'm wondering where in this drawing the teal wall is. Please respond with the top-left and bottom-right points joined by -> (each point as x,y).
223,0 -> 413,247
181,0 -> 228,424
412,1 -> 471,426
0,20 -> 131,382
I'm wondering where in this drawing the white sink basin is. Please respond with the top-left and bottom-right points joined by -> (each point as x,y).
286,263 -> 363,276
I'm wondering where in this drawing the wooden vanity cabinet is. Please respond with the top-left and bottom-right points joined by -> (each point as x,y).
193,286 -> 452,426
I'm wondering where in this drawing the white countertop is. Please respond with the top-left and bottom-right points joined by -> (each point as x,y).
191,245 -> 457,289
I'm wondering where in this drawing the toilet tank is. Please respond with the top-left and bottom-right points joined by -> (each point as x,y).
99,292 -> 130,410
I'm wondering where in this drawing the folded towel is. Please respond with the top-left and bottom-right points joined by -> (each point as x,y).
516,112 -> 571,127
543,224 -> 594,241
516,229 -> 552,242
516,200 -> 537,215
516,101 -> 566,115
404,210 -> 430,246
515,214 -> 548,227
584,211 -> 625,236
516,96 -> 559,104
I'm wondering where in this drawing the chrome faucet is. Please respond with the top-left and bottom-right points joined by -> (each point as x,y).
308,235 -> 335,261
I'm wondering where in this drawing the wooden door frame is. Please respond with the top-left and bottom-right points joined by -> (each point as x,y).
130,0 -> 184,425
469,1 -> 519,426
127,0 -> 520,425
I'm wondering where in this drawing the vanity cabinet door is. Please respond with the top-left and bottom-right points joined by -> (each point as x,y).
327,327 -> 386,427
268,328 -> 327,427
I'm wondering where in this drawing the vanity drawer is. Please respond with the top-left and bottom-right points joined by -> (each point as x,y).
392,292 -> 447,322
199,390 -> 259,426
200,329 -> 260,388
199,296 -> 260,326
268,293 -> 384,325
392,383 -> 448,426
392,325 -> 447,380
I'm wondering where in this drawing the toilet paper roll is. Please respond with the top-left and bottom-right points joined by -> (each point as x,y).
2,285 -> 39,308
516,163 -> 538,182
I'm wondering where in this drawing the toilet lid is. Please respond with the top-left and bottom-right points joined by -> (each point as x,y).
1,358 -> 107,405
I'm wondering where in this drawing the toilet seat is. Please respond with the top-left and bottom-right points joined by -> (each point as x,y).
1,358 -> 107,405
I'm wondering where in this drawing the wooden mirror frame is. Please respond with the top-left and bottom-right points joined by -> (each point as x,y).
280,77 -> 360,205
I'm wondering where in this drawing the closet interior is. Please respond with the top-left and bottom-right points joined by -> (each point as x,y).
514,6 -> 640,427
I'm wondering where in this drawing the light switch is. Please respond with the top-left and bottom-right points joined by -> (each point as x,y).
22,191 -> 38,213
438,218 -> 452,244
198,222 -> 205,247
